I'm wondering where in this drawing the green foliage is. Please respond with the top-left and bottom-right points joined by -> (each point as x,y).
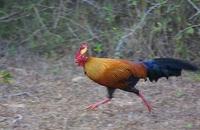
175,41 -> 188,58
186,72 -> 200,82
0,0 -> 199,60
7,45 -> 17,56
103,4 -> 115,24
0,70 -> 12,83
93,43 -> 103,53
152,22 -> 164,34
185,27 -> 194,35
175,90 -> 184,98
185,123 -> 193,129
129,0 -> 138,6
28,32 -> 65,52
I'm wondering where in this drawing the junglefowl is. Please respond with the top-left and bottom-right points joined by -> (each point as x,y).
75,42 -> 198,112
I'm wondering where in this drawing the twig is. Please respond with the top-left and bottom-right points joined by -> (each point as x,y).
61,16 -> 88,31
37,4 -> 55,9
114,1 -> 168,57
66,23 -> 81,41
0,11 -> 30,23
63,16 -> 100,42
187,0 -> 200,12
2,92 -> 32,99
0,11 -> 21,20
187,0 -> 200,19
82,0 -> 100,10
84,35 -> 101,42
19,29 -> 42,45
85,23 -> 96,41
12,114 -> 23,124
53,0 -> 64,29
63,118 -> 68,130
189,11 -> 200,20
174,24 -> 200,38
33,6 -> 49,31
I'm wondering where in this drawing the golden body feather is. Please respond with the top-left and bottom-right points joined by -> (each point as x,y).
84,57 -> 147,89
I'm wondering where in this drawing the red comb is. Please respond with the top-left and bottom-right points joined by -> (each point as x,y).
80,42 -> 88,47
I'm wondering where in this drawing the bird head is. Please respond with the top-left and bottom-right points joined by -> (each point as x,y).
75,42 -> 89,66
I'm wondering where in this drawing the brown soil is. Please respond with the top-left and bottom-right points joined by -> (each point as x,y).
0,56 -> 199,130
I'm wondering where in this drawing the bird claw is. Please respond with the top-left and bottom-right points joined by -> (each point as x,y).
86,98 -> 111,110
86,104 -> 99,110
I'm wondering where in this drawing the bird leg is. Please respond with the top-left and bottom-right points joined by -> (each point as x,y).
86,88 -> 115,110
122,86 -> 152,112
86,97 -> 111,110
138,92 -> 152,112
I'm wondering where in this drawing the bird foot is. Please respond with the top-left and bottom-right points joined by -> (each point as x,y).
86,98 -> 111,110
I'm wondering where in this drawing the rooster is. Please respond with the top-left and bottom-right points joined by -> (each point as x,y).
75,43 -> 198,112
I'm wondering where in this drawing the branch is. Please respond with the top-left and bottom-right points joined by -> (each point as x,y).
82,0 -> 100,10
114,1 -> 168,57
12,114 -> 23,124
53,0 -> 64,29
2,92 -> 32,99
63,16 -> 100,42
33,6 -> 49,32
174,24 -> 200,38
62,16 -> 88,31
0,2 -> 48,23
0,11 -> 21,20
19,29 -> 42,45
66,23 -> 81,41
63,118 -> 68,130
187,0 -> 200,12
85,23 -> 97,41
187,0 -> 200,19
0,11 -> 30,23
189,11 -> 200,20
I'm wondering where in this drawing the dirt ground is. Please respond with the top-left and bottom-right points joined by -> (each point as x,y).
0,55 -> 200,130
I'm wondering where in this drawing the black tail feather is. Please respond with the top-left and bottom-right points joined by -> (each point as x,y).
154,58 -> 198,71
143,58 -> 198,82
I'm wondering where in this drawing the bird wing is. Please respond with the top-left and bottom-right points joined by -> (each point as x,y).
99,60 -> 146,89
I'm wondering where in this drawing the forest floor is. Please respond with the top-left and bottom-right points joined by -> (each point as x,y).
0,55 -> 200,130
